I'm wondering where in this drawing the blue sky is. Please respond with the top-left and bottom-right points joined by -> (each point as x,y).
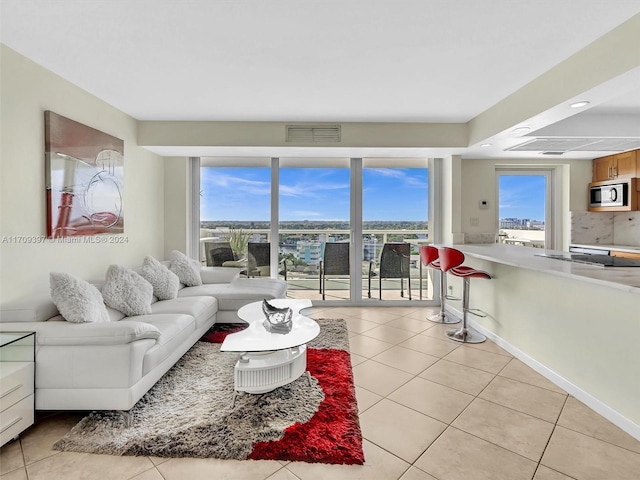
498,175 -> 546,221
201,168 -> 544,222
200,167 -> 429,221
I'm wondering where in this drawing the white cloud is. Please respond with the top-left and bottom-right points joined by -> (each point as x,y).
203,172 -> 270,196
368,168 -> 427,188
280,180 -> 349,198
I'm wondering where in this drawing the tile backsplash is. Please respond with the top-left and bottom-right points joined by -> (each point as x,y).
613,213 -> 640,245
463,233 -> 497,244
571,211 -> 640,246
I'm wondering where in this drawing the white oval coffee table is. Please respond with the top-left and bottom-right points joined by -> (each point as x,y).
221,299 -> 319,396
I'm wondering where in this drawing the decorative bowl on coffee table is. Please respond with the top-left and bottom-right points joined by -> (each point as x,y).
262,299 -> 293,334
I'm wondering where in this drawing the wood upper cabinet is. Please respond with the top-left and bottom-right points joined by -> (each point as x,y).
593,150 -> 637,181
593,156 -> 613,181
610,250 -> 640,260
615,150 -> 638,178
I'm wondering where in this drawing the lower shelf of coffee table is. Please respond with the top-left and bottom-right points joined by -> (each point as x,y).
234,345 -> 307,394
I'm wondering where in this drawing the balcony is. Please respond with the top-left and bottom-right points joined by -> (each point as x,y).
200,227 -> 435,302
498,228 -> 545,248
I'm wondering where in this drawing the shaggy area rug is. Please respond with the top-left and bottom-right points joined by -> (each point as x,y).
53,319 -> 364,465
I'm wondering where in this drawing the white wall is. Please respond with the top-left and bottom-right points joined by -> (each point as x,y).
460,158 -> 592,248
163,157 -> 190,258
0,46 -> 165,303
440,155 -> 465,245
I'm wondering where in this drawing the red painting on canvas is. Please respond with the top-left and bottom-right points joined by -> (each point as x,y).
45,111 -> 124,238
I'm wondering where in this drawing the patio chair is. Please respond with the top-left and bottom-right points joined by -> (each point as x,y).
319,242 -> 350,300
368,242 -> 411,300
247,242 -> 271,277
205,241 -> 244,268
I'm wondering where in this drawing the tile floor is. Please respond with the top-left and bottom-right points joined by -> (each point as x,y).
2,306 -> 640,480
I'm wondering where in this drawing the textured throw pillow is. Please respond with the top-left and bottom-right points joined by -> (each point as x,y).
101,265 -> 153,317
139,256 -> 180,300
50,272 -> 110,324
169,250 -> 202,286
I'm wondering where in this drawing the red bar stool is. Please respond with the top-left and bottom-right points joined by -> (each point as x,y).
437,247 -> 491,343
419,245 -> 460,324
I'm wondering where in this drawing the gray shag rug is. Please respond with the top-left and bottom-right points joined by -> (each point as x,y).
53,318 -> 351,459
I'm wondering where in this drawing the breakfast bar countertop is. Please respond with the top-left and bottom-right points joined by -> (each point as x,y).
451,244 -> 640,294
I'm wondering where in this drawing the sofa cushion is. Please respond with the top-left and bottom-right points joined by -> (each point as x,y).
138,314 -> 197,375
169,250 -> 202,287
199,266 -> 242,284
132,313 -> 195,345
106,307 -> 127,322
50,272 -> 110,324
178,277 -> 287,311
150,296 -> 217,329
102,265 -> 154,317
139,256 -> 180,300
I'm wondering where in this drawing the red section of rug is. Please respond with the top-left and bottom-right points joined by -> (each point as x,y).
249,348 -> 364,464
200,323 -> 247,344
201,323 -> 364,465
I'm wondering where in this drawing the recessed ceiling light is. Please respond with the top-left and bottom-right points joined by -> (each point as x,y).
570,101 -> 590,108
512,126 -> 531,134
480,143 -> 492,147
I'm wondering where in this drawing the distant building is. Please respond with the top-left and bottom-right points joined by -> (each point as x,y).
296,242 -> 322,266
363,237 -> 379,262
499,217 -> 544,229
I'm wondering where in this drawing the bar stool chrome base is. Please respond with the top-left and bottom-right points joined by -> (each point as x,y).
427,311 -> 460,324
443,275 -> 489,344
427,268 -> 460,324
446,327 -> 486,344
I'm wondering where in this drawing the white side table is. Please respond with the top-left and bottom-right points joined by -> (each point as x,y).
0,332 -> 35,447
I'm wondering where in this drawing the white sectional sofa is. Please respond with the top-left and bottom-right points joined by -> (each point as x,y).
0,260 -> 287,412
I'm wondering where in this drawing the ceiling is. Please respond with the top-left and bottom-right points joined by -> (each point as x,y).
1,0 -> 639,159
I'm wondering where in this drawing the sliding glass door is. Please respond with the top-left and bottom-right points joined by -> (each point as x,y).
362,159 -> 430,301
279,160 -> 350,301
199,157 -> 433,305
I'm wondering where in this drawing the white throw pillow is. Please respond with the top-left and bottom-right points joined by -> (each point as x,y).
101,265 -> 153,317
139,256 -> 180,300
169,250 -> 202,286
50,272 -> 110,324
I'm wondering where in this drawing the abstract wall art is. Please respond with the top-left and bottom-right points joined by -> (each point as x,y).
45,111 -> 124,238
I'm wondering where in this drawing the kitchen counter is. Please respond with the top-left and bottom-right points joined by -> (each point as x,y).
439,242 -> 640,437
570,243 -> 640,254
453,243 -> 640,293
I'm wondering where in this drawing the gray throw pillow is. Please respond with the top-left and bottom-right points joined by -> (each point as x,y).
169,250 -> 202,286
102,265 -> 153,317
50,272 -> 110,324
139,256 -> 180,300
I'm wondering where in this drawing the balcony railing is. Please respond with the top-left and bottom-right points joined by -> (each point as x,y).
199,227 -> 433,301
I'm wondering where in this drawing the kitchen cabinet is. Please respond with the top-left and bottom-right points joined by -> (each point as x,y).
593,150 -> 637,182
610,250 -> 640,260
0,332 -> 35,447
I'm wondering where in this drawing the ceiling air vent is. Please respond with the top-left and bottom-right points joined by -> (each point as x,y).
286,125 -> 341,143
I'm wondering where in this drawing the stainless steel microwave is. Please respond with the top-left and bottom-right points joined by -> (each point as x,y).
589,182 -> 628,208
